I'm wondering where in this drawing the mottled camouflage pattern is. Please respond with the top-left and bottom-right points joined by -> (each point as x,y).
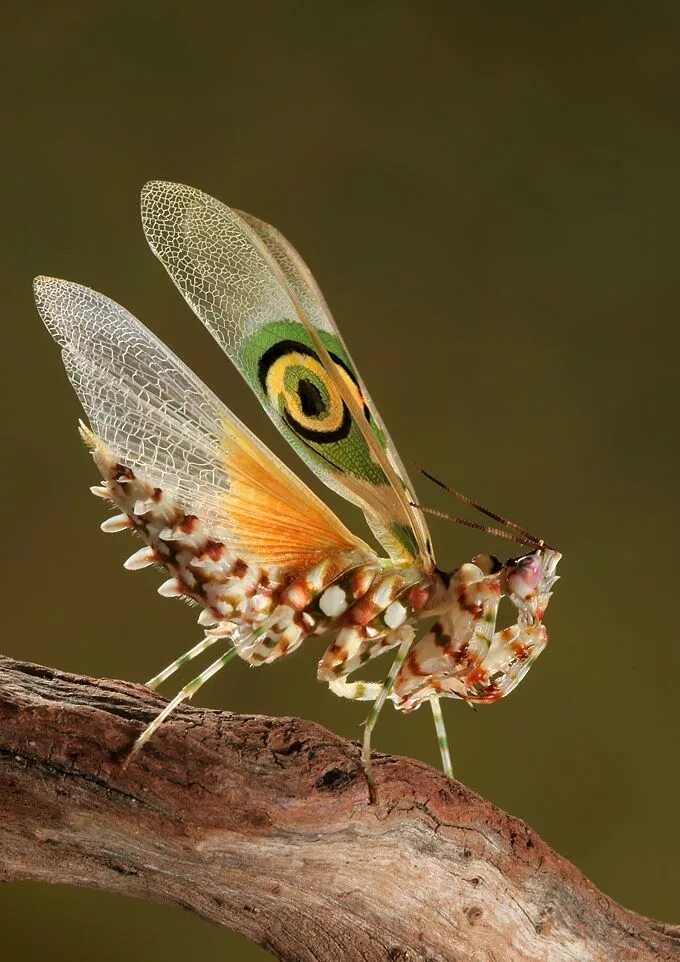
91,438 -> 435,686
92,435 -> 559,721
392,552 -> 560,711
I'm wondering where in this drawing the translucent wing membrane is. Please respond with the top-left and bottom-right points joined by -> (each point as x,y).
141,181 -> 433,571
235,210 -> 335,335
35,276 -> 372,571
239,210 -> 434,565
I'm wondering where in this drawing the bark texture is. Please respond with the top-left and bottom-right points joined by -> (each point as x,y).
0,655 -> 677,962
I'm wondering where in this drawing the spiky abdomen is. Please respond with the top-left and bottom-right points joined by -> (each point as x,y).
88,436 -> 431,670
90,440 -> 288,636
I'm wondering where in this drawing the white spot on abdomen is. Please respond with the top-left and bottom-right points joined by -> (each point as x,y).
319,585 -> 349,618
384,600 -> 407,629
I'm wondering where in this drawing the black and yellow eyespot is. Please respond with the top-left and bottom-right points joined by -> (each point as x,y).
258,339 -> 369,443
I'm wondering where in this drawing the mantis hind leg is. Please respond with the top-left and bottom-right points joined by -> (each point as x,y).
129,615 -> 279,757
360,626 -> 415,803
130,645 -> 241,757
145,631 -> 230,690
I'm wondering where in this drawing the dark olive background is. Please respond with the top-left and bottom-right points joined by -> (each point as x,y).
2,3 -> 679,958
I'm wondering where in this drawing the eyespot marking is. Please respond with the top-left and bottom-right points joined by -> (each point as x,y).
257,338 -> 369,444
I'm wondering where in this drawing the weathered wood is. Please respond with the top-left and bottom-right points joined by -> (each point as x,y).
0,655 -> 677,961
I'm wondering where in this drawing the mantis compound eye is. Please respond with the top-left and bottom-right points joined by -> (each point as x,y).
504,552 -> 544,601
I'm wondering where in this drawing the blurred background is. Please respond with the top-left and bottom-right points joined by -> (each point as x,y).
2,2 -> 679,958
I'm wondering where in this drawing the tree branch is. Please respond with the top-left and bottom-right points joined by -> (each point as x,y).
0,656 -> 677,962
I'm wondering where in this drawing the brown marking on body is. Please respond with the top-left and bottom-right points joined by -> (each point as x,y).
473,686 -> 502,704
256,573 -> 275,596
155,540 -> 171,560
331,647 -> 348,666
344,595 -> 378,627
456,585 -> 483,619
350,567 -> 376,599
450,641 -> 472,666
466,666 -> 488,687
406,650 -> 429,677
233,558 -> 249,578
273,616 -> 292,634
293,611 -> 315,631
431,622 -> 451,649
179,514 -> 199,534
280,581 -> 312,611
511,641 -> 529,661
202,541 -> 225,562
114,464 -> 135,482
407,584 -> 432,612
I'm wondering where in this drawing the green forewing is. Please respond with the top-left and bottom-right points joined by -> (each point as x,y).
239,320 -> 388,485
141,181 -> 433,570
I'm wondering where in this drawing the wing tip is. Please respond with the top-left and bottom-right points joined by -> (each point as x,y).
33,273 -> 59,299
33,277 -> 132,350
34,275 -> 83,297
33,276 -> 92,315
141,179 -> 218,228
141,179 -> 190,240
141,178 -> 191,206
141,178 -> 169,200
33,275 -> 68,331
